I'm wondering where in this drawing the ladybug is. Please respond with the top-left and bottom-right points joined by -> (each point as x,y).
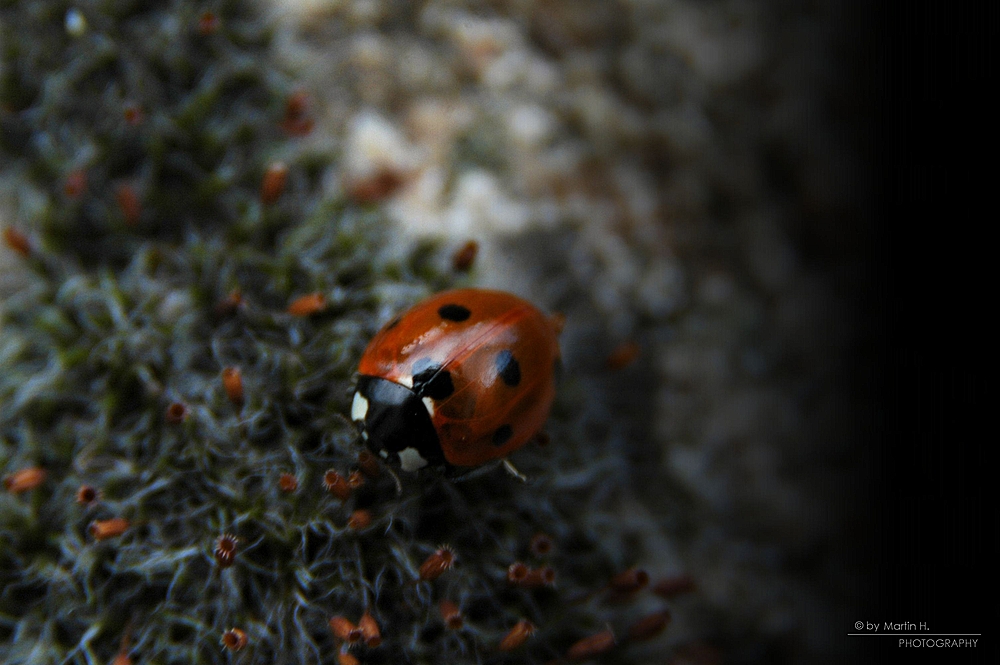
352,289 -> 560,473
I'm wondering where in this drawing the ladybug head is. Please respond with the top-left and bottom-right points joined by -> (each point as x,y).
352,376 -> 446,472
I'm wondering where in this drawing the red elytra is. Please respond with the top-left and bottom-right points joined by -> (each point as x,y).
353,289 -> 560,471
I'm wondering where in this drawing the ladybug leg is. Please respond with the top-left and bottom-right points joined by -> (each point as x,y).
385,465 -> 402,496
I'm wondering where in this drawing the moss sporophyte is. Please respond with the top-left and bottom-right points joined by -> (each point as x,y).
0,1 -> 691,663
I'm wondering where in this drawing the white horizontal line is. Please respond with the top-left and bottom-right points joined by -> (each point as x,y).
848,634 -> 981,636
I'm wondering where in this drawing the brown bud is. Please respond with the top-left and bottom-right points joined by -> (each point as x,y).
329,616 -> 363,644
4,467 -> 46,494
214,289 -> 243,317
221,367 -> 244,406
439,600 -> 464,630
282,90 -> 314,136
2,227 -> 31,257
287,292 -> 326,316
221,628 -> 247,651
347,470 -> 365,490
566,629 -> 616,661
529,532 -> 554,557
261,161 -> 288,205
347,509 -> 372,531
606,341 -> 640,370
123,102 -> 144,126
452,240 -> 479,272
165,401 -> 189,424
358,611 -> 381,647
323,470 -> 351,501
347,169 -> 404,205
418,546 -> 455,581
115,184 -> 141,226
498,619 -> 536,651
64,169 -> 87,198
507,561 -> 529,585
278,473 -> 299,493
357,450 -> 381,479
652,575 -> 697,598
627,610 -> 671,642
214,534 -> 239,568
89,518 -> 130,541
197,11 -> 219,35
609,567 -> 649,594
76,484 -> 100,506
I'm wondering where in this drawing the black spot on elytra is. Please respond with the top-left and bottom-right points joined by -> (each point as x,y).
496,350 -> 521,387
492,424 -> 513,446
438,304 -> 471,322
384,316 -> 401,331
411,358 -> 455,399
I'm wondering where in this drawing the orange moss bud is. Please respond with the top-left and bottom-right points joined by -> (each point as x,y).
197,11 -> 219,35
323,470 -> 352,501
214,534 -> 239,568
64,169 -> 87,198
343,471 -> 363,491
566,629 -> 616,661
507,561 -> 529,585
609,567 -> 649,594
606,341 -> 641,370
287,292 -> 326,316
115,184 -> 141,226
498,620 -> 536,651
509,563 -> 555,588
123,102 -> 144,126
221,628 -> 247,651
221,367 -> 244,406
530,532 -> 554,557
526,566 -> 556,588
89,517 -> 130,541
2,227 -> 31,257
4,466 -> 46,494
261,161 -> 288,205
627,610 -> 672,642
278,473 -> 299,493
76,484 -> 100,506
357,450 -> 381,479
439,600 -> 464,630
165,401 -> 189,424
418,546 -> 455,581
452,240 -> 478,272
214,289 -> 243,317
329,616 -> 363,644
652,575 -> 697,598
358,611 -> 381,647
282,90 -> 315,136
347,509 -> 372,531
347,169 -> 404,205
548,312 -> 566,334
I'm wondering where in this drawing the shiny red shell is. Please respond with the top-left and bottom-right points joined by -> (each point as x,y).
357,289 -> 560,468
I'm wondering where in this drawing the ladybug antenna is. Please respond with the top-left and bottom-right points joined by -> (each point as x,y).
501,459 -> 528,483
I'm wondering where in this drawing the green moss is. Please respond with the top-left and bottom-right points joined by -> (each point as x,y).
0,1 -> 657,664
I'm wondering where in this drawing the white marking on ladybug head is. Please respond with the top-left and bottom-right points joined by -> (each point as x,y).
397,374 -> 413,389
398,447 -> 428,472
351,392 -> 369,423
422,396 -> 435,417
379,450 -> 389,459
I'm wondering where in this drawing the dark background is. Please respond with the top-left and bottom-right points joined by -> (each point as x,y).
864,1 -> 993,661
